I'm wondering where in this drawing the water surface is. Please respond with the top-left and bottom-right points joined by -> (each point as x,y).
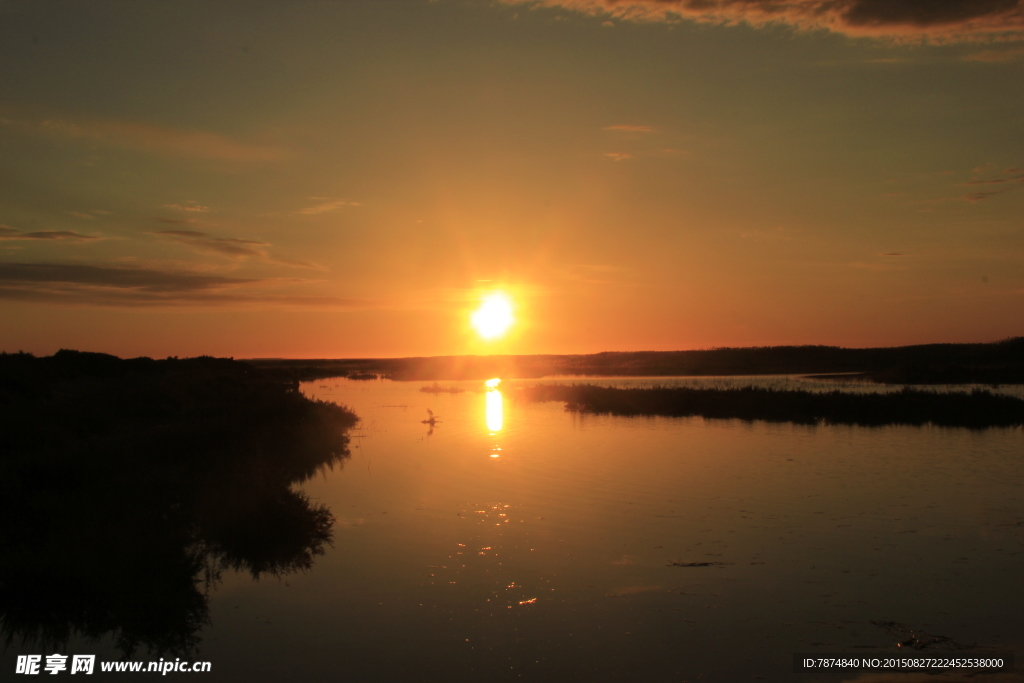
255,377 -> 1021,681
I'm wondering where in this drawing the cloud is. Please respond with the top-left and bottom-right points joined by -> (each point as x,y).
501,0 -> 1024,42
604,124 -> 654,132
156,230 -> 269,259
296,198 -> 361,215
964,167 -> 1024,185
0,225 -> 102,242
0,262 -> 358,307
0,116 -> 285,162
164,202 -> 210,213
959,166 -> 1024,200
154,229 -> 325,270
604,152 -> 633,161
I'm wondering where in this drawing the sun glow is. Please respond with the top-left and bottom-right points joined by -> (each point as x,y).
471,293 -> 514,340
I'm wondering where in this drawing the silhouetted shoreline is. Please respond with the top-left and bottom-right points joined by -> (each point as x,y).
521,383 -> 1024,429
247,337 -> 1024,384
0,350 -> 358,656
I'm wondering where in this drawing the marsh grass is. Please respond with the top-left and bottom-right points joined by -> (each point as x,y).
521,383 -> 1024,429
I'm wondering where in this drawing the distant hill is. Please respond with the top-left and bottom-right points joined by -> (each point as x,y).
247,337 -> 1024,384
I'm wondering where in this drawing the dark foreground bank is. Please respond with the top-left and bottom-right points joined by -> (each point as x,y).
0,350 -> 358,656
521,383 -> 1024,429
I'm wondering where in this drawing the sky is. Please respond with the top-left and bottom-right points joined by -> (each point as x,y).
1,0 -> 1022,358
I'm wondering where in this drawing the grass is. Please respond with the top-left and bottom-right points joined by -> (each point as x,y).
521,383 -> 1024,429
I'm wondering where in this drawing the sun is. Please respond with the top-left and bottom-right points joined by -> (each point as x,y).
471,293 -> 514,340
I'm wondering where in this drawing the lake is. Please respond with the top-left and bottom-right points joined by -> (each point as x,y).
11,376 -> 1023,681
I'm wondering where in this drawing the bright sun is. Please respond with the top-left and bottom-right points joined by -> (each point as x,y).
471,293 -> 514,340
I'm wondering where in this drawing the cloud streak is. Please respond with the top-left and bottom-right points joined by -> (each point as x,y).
164,202 -> 210,213
960,166 -> 1024,201
501,0 -> 1024,42
0,226 -> 102,242
156,230 -> 270,259
0,262 -> 357,307
154,229 -> 325,270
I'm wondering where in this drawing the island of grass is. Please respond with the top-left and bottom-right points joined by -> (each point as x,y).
521,384 -> 1024,429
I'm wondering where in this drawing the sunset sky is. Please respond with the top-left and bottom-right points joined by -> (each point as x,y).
2,0 -> 1023,358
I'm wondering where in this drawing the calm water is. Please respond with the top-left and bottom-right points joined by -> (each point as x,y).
12,377 -> 1023,682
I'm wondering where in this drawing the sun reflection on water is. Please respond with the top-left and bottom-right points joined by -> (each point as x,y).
485,379 -> 503,434
485,378 -> 503,458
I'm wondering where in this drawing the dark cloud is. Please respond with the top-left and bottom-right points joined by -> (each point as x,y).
0,262 -> 257,293
502,0 -> 1024,41
0,262 -> 356,307
0,226 -> 102,242
154,229 -> 324,270
842,0 -> 1019,27
155,229 -> 269,259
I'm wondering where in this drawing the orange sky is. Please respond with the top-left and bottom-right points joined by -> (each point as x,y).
1,0 -> 1023,358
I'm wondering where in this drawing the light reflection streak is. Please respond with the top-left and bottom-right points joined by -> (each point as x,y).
485,379 -> 503,434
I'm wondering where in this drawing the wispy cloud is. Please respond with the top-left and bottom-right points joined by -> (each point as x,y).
0,225 -> 102,242
963,166 -> 1024,185
164,202 -> 210,213
604,152 -> 633,161
0,262 -> 357,307
0,116 -> 285,162
156,230 -> 269,259
154,229 -> 325,270
296,198 -> 361,215
501,0 -> 1024,42
960,165 -> 1024,200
